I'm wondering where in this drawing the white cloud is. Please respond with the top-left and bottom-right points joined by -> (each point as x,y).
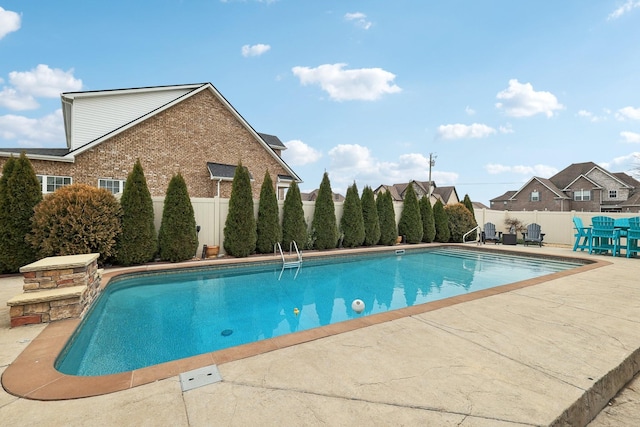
499,124 -> 514,134
608,0 -> 640,20
437,123 -> 496,140
465,106 -> 476,115
0,7 -> 20,40
241,43 -> 271,57
600,152 -> 640,170
0,109 -> 64,147
0,87 -> 38,110
9,64 -> 83,97
620,131 -> 640,143
344,12 -> 372,30
616,106 -> 640,121
282,139 -> 322,166
324,145 -> 458,195
485,163 -> 558,177
495,79 -> 564,118
292,63 -> 401,101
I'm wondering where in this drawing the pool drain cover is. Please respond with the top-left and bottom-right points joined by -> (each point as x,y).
179,364 -> 222,392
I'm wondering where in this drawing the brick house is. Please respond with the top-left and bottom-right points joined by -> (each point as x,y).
490,162 -> 640,212
373,180 -> 460,206
0,83 -> 301,199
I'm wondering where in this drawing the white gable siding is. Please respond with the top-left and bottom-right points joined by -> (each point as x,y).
69,88 -> 194,150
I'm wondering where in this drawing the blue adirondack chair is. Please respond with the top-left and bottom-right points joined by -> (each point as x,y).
625,217 -> 640,258
483,222 -> 501,244
590,216 -> 620,256
522,223 -> 544,246
572,217 -> 591,252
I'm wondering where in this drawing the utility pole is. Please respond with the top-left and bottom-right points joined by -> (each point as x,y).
427,153 -> 436,199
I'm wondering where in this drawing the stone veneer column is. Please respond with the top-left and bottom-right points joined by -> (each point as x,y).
7,253 -> 101,328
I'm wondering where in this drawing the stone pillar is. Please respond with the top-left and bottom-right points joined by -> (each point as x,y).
7,253 -> 101,328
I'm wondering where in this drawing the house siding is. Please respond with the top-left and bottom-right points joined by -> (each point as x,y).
504,181 -> 564,211
1,89 -> 290,199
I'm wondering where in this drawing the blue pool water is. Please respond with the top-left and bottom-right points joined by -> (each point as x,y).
56,247 -> 583,376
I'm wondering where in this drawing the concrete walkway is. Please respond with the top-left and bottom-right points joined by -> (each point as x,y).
1,245 -> 639,426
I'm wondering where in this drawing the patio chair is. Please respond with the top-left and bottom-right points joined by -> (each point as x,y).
590,216 -> 620,256
572,217 -> 591,252
625,217 -> 640,258
522,223 -> 544,246
483,222 -> 501,244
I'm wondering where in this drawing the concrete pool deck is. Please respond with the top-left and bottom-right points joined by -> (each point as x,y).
1,244 -> 639,425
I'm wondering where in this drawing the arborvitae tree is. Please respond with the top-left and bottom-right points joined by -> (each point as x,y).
223,162 -> 257,257
340,182 -> 365,248
463,194 -> 475,216
420,196 -> 436,243
397,183 -> 423,243
311,172 -> 338,250
158,173 -> 198,262
462,194 -> 477,240
256,171 -> 281,254
0,157 -> 17,272
116,159 -> 157,266
361,186 -> 380,246
445,203 -> 478,243
0,153 -> 42,272
433,199 -> 451,243
282,181 -> 307,249
377,191 -> 397,245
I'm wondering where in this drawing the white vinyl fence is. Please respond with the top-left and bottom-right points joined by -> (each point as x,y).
150,196 -> 633,255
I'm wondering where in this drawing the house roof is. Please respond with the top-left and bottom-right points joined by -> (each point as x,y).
258,133 -> 287,151
490,190 -> 517,202
206,163 -> 253,181
300,189 -> 345,202
0,148 -> 72,162
509,177 -> 568,200
1,83 -> 301,182
613,172 -> 640,189
548,162 -> 599,189
432,185 -> 459,202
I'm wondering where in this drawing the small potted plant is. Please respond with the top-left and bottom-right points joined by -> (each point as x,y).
503,217 -> 525,245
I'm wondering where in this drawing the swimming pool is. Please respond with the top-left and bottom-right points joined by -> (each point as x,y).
56,247 -> 584,376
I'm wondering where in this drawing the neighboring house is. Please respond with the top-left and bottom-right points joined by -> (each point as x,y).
300,189 -> 345,202
490,162 -> 640,212
373,180 -> 460,206
0,83 -> 301,199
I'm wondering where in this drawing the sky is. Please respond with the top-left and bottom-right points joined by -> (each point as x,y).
1,1 -> 640,205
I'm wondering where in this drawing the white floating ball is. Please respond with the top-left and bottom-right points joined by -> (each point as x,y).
352,299 -> 365,314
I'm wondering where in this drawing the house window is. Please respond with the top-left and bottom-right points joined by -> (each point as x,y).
36,175 -> 72,193
99,179 -> 126,194
277,185 -> 289,201
609,190 -> 617,199
530,191 -> 540,202
574,190 -> 591,201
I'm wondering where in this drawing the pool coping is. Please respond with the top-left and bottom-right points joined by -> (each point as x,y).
1,243 -> 607,401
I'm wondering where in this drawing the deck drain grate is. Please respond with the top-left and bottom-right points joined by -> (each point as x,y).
179,364 -> 222,392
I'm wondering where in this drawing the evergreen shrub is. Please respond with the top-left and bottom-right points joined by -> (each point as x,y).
420,196 -> 436,243
116,159 -> 157,266
311,172 -> 338,250
282,181 -> 307,250
0,153 -> 42,272
28,184 -> 121,263
377,191 -> 397,245
445,202 -> 478,243
158,173 -> 198,262
433,200 -> 451,243
340,182 -> 365,247
223,163 -> 257,257
361,186 -> 381,246
256,171 -> 281,254
397,184 -> 423,243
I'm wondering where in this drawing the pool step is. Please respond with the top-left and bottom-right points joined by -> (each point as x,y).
179,364 -> 222,392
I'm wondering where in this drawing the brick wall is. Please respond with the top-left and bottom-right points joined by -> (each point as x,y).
1,90 -> 291,198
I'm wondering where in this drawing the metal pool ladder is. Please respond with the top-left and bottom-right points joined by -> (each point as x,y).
275,241 -> 303,269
